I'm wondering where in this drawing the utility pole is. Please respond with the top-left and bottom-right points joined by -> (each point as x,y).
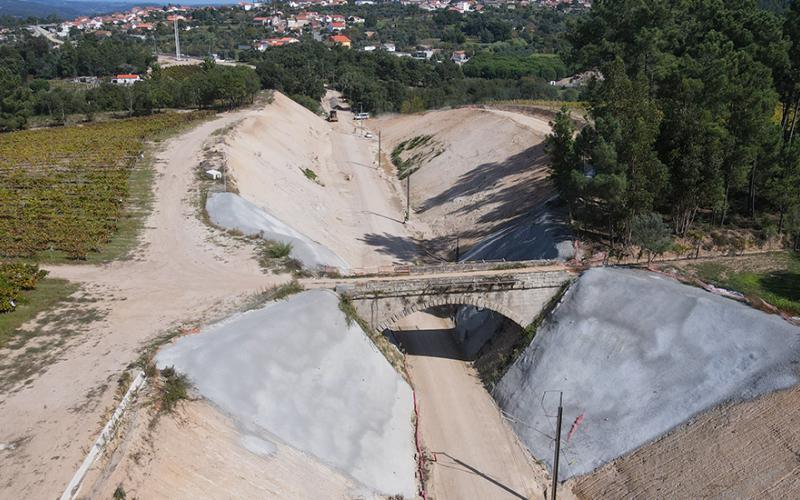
551,392 -> 563,500
378,130 -> 381,171
359,102 -> 364,136
404,173 -> 410,223
173,16 -> 181,61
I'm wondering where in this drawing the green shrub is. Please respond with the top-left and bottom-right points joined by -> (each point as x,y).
301,168 -> 318,181
266,241 -> 293,259
271,280 -> 303,300
0,263 -> 48,313
160,366 -> 190,412
113,486 -> 126,499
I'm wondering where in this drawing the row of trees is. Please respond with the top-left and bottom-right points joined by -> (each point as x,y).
463,52 -> 567,81
547,0 -> 800,250
251,40 -> 565,115
0,58 -> 260,130
0,33 -> 153,80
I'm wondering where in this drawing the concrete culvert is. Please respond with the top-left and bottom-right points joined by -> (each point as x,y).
494,267 -> 800,481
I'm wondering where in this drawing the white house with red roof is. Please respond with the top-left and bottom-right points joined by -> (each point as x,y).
112,74 -> 141,85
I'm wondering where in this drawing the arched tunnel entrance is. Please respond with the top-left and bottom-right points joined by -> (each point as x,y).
383,306 -> 545,500
386,304 -> 525,383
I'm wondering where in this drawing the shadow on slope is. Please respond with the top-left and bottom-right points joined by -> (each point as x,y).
419,144 -> 549,226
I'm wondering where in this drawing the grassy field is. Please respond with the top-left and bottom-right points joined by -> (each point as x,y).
688,252 -> 800,315
488,99 -> 586,110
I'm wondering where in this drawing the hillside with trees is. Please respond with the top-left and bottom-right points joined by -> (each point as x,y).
0,33 -> 260,130
547,0 -> 800,254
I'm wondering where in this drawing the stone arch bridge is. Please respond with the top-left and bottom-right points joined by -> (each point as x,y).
332,263 -> 574,332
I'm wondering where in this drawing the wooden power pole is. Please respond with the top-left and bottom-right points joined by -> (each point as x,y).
404,173 -> 410,223
551,392 -> 563,500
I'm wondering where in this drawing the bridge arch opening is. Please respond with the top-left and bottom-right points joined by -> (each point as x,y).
377,295 -> 525,335
383,303 -> 525,372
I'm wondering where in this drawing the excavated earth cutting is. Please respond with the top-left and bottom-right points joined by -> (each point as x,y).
373,106 -> 573,261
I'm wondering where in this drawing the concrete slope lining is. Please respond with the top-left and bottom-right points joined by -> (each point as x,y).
206,192 -> 349,272
462,202 -> 574,262
494,267 -> 800,480
155,289 -> 416,498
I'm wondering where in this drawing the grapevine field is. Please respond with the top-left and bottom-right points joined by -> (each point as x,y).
0,112 -> 209,260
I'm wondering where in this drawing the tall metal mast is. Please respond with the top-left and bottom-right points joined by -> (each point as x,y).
173,16 -> 181,61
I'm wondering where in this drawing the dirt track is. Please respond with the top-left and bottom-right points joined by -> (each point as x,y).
572,386 -> 800,499
0,94 -> 432,499
393,312 -> 550,500
0,107 -> 280,499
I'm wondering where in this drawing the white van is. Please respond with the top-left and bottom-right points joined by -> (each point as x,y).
354,112 -> 370,120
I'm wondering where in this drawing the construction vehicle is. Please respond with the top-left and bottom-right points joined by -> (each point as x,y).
327,110 -> 338,122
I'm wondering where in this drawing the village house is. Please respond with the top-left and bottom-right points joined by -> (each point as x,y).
329,34 -> 351,48
451,50 -> 469,65
327,21 -> 346,32
255,37 -> 299,51
111,74 -> 141,85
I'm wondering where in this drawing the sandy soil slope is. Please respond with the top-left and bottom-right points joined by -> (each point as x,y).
572,386 -> 800,498
372,107 -> 553,257
83,399 -> 356,499
0,107 -> 282,500
225,92 -> 417,268
392,312 -> 553,500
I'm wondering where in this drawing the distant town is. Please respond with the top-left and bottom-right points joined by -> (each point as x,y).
21,0 -> 590,62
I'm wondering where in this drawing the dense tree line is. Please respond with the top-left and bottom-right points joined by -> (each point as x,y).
0,33 -> 260,130
547,0 -> 800,249
463,52 -> 567,81
1,33 -> 153,80
250,40 -> 563,115
759,0 -> 793,12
